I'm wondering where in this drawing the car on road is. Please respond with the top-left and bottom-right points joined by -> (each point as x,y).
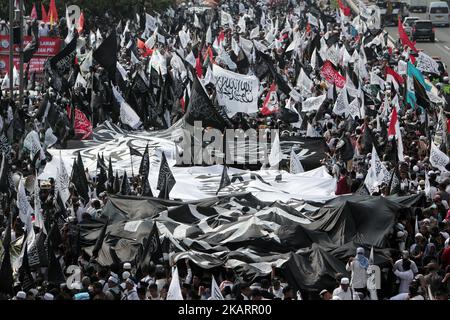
406,0 -> 428,13
411,20 -> 436,41
428,1 -> 450,27
403,16 -> 420,36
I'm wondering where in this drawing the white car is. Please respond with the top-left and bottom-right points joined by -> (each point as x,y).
403,16 -> 420,36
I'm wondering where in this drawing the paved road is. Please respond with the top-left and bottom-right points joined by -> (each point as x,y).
384,12 -> 450,68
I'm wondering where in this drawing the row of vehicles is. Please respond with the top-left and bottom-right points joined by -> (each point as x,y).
377,1 -> 450,27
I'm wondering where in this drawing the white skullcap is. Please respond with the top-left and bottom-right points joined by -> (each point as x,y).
16,291 -> 26,299
122,271 -> 131,280
340,277 -> 350,285
43,293 -> 54,300
123,262 -> 132,270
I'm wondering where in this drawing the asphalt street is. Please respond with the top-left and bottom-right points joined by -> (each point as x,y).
384,11 -> 450,69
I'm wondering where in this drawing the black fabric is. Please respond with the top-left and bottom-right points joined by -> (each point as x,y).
139,144 -> 150,177
0,218 -> 13,295
71,152 -> 90,203
93,30 -> 118,82
279,137 -> 328,171
184,75 -> 229,131
216,165 -> 231,194
157,152 -> 176,199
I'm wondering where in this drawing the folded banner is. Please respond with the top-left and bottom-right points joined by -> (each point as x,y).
320,60 -> 346,88
212,64 -> 260,116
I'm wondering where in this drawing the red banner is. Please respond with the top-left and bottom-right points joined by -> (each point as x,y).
0,35 -> 61,74
320,60 -> 346,88
67,106 -> 93,140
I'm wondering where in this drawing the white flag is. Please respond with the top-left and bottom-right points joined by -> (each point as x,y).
424,170 -> 431,198
333,87 -> 349,116
55,152 -> 70,205
231,37 -> 240,56
302,94 -> 326,112
34,174 -> 46,233
185,51 -> 196,68
430,142 -> 449,172
206,25 -> 212,44
416,52 -> 440,75
166,266 -> 183,300
307,13 -> 319,27
112,87 -> 142,130
130,51 -> 140,66
211,275 -> 224,300
44,127 -> 58,148
250,25 -> 259,39
306,122 -> 320,138
145,13 -> 157,31
194,14 -> 201,29
290,149 -> 304,174
237,16 -> 246,33
17,179 -> 34,225
269,131 -> 282,168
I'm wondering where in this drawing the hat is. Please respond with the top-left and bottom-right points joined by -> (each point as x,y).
123,262 -> 132,270
43,293 -> 54,300
415,233 -> 424,238
419,180 -> 425,186
440,231 -> 450,240
16,291 -> 26,300
126,278 -> 135,286
356,247 -> 365,254
340,277 -> 350,285
319,289 -> 328,296
122,271 -> 131,280
402,250 -> 409,259
28,288 -> 39,297
108,276 -> 119,284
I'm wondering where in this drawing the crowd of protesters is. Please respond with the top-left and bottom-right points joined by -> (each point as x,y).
0,0 -> 450,300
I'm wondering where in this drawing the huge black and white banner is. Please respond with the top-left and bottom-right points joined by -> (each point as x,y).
430,142 -> 449,172
212,64 -> 260,117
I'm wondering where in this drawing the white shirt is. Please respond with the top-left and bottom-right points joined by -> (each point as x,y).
346,260 -> 368,289
332,287 -> 360,300
393,259 -> 418,274
394,269 -> 414,294
122,288 -> 139,300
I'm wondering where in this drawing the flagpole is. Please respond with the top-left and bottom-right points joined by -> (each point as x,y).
130,153 -> 134,177
8,0 -> 14,98
18,0 -> 24,103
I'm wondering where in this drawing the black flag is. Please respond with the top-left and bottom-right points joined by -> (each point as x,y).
216,165 -> 231,195
108,157 -> 114,182
92,220 -> 108,259
0,153 -> 14,196
47,239 -> 66,285
129,145 -> 143,157
136,223 -> 162,279
0,218 -> 14,296
142,174 -> 153,197
49,36 -> 77,75
71,152 -> 90,204
184,76 -> 229,131
93,30 -> 118,82
97,153 -> 107,171
120,171 -> 131,195
157,152 -> 176,199
18,242 -> 35,292
23,20 -> 40,63
96,165 -> 108,195
413,77 -> 431,109
139,144 -> 150,177
113,171 -> 121,194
